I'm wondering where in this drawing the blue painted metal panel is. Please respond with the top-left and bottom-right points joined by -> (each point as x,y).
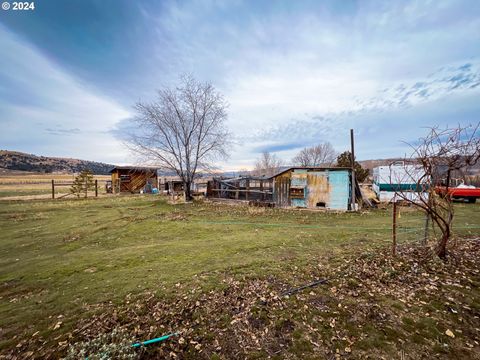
306,171 -> 327,177
290,169 -> 307,207
328,170 -> 350,210
277,168 -> 350,209
291,198 -> 306,207
290,169 -> 308,186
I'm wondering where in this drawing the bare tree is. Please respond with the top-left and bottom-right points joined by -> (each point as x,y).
127,75 -> 230,200
292,142 -> 337,167
393,124 -> 480,258
253,152 -> 284,177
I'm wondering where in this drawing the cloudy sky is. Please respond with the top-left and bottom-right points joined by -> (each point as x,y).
1,0 -> 479,169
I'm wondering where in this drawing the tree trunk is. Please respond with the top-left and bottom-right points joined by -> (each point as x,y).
184,181 -> 192,201
435,227 -> 450,258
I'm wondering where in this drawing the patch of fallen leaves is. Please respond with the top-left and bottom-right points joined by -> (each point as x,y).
6,239 -> 480,359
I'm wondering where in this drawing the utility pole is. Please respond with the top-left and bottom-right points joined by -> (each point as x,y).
350,129 -> 356,211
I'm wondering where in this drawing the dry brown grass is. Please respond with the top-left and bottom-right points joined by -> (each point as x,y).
0,173 -> 110,199
0,173 -> 110,184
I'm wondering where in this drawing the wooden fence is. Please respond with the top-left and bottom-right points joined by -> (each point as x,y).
51,179 -> 98,199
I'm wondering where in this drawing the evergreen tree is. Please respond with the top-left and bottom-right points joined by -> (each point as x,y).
70,170 -> 95,198
335,151 -> 369,183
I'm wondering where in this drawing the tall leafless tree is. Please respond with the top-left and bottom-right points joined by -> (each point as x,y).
127,75 -> 230,200
253,152 -> 284,177
393,123 -> 480,258
292,142 -> 337,167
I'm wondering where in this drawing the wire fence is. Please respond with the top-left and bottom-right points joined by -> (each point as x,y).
393,202 -> 480,254
191,203 -> 479,255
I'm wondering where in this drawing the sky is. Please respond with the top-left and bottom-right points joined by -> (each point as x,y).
1,0 -> 479,170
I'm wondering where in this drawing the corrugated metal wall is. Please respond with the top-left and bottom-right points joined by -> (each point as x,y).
306,171 -> 329,208
291,169 -> 308,207
273,169 -> 351,210
326,170 -> 350,210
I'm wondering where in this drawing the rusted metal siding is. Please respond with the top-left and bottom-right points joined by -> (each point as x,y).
273,168 -> 351,210
290,169 -> 307,207
306,171 -> 330,208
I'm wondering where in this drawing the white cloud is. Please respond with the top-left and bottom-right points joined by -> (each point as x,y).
0,25 -> 133,164
2,0 -> 480,170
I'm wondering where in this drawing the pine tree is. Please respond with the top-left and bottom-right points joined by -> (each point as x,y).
70,170 -> 95,198
335,151 -> 369,183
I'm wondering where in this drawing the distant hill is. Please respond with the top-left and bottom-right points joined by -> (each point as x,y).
358,158 -> 404,172
0,150 -> 115,175
358,158 -> 480,175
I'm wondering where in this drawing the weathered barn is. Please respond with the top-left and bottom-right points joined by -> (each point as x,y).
272,167 -> 353,210
207,167 -> 355,210
110,166 -> 158,193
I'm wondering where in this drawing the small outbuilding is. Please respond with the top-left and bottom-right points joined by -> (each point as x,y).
110,166 -> 158,193
272,167 -> 354,210
206,167 -> 355,210
163,179 -> 185,195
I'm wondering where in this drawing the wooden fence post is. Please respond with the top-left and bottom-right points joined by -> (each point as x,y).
95,179 -> 98,197
51,179 -> 55,199
392,199 -> 397,256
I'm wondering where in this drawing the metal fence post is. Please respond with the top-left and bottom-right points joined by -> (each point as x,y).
392,199 -> 397,256
423,212 -> 430,245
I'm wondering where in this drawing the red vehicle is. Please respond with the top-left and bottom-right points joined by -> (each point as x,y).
436,186 -> 480,203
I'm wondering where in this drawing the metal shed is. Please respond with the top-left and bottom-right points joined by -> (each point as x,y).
272,167 -> 353,210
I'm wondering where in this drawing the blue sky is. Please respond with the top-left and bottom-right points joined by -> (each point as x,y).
1,0 -> 479,169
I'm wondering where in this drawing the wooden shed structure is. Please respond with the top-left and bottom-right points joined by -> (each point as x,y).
110,166 -> 158,193
272,167 -> 353,210
163,179 -> 185,195
207,176 -> 273,202
206,167 -> 355,210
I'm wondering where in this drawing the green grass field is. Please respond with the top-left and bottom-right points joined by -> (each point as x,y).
0,196 -> 479,358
